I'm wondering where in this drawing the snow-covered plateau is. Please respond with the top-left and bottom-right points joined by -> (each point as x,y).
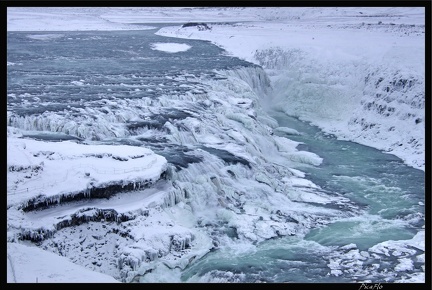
6,7 -> 427,283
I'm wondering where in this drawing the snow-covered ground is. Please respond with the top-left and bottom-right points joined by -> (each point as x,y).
7,6 -> 426,283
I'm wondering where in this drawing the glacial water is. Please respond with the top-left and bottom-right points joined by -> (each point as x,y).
270,111 -> 424,244
7,28 -> 425,283
180,110 -> 425,283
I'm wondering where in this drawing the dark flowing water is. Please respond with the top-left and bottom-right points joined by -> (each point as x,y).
7,28 -> 254,115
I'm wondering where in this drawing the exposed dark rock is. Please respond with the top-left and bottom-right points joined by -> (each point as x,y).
181,22 -> 211,30
127,109 -> 193,132
17,207 -> 144,243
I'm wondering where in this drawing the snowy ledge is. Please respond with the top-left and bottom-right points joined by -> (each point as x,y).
7,129 -> 168,210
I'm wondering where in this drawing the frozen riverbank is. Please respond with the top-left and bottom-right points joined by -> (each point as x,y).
155,7 -> 425,171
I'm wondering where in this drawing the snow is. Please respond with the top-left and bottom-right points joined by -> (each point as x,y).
6,6 -> 426,283
7,7 -> 269,32
7,7 -> 156,31
324,229 -> 426,282
26,33 -> 65,40
7,127 -> 167,208
150,42 -> 192,53
7,242 -> 120,283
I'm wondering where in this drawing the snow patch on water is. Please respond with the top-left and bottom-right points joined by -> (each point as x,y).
150,42 -> 192,53
26,33 -> 64,40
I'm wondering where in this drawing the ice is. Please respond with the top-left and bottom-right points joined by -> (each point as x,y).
274,127 -> 302,136
150,42 -> 192,53
282,150 -> 323,166
395,258 -> 414,272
